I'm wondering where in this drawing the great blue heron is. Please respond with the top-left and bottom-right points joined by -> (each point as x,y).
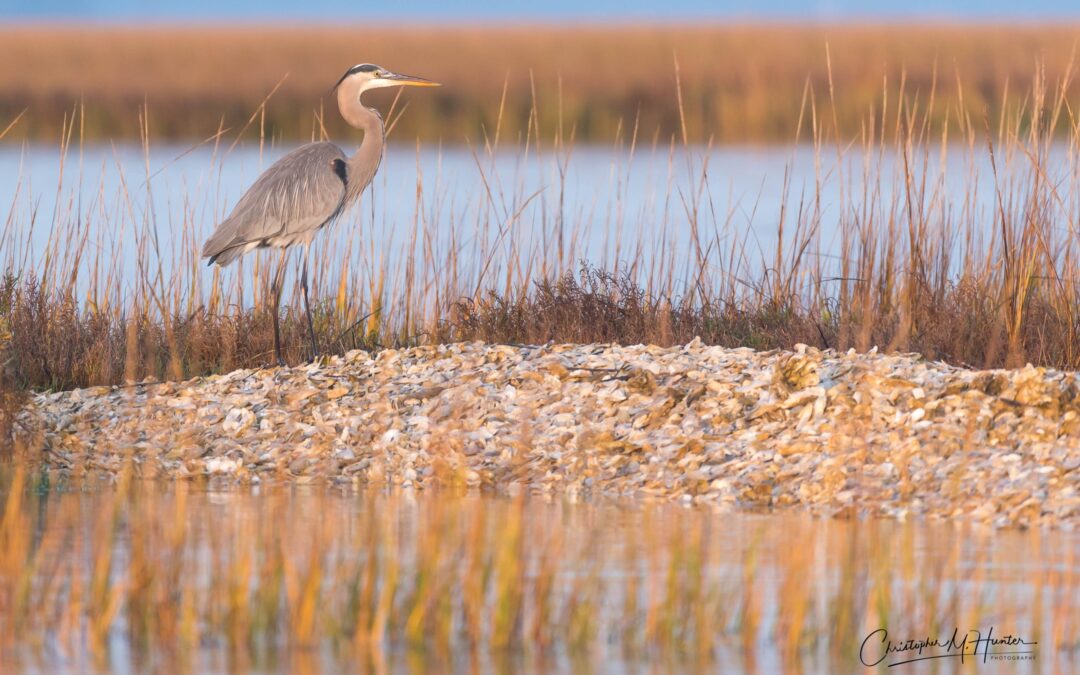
201,63 -> 439,363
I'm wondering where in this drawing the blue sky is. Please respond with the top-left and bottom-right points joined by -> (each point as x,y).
7,0 -> 1080,21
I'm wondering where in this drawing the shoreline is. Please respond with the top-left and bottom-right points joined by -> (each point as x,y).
20,340 -> 1080,527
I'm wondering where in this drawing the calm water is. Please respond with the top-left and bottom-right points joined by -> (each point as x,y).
0,139 -> 1048,302
1,477 -> 1077,674
0,141 -> 812,270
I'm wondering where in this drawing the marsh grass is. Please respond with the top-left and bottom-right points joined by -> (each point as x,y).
5,53 -> 1080,393
0,466 -> 1076,672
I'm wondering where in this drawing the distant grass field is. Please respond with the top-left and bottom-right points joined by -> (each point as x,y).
2,23 -> 1080,144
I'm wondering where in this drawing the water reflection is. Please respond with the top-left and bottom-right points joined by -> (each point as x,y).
1,469 -> 1077,674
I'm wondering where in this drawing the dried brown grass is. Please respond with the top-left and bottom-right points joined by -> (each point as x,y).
446,264 -> 823,351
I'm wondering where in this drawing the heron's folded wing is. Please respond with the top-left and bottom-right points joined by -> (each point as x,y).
202,142 -> 349,261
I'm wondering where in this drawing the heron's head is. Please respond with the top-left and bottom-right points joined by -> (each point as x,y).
333,63 -> 440,95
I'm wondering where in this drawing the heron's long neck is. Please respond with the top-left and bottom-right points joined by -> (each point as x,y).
338,86 -> 385,206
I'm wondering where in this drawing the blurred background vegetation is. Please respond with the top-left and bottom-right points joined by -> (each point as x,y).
3,24 -> 1079,145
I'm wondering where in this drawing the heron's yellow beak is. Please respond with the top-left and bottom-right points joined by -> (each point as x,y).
385,72 -> 440,87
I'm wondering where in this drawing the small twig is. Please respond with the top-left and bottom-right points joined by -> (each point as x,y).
332,311 -> 375,349
816,323 -> 831,350
599,364 -> 630,382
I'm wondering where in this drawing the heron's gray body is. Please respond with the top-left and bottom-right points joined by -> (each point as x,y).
202,142 -> 350,265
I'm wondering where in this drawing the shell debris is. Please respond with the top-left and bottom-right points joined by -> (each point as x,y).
18,341 -> 1080,527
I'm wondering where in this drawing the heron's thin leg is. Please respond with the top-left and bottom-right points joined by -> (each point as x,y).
271,249 -> 287,367
301,245 -> 319,361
